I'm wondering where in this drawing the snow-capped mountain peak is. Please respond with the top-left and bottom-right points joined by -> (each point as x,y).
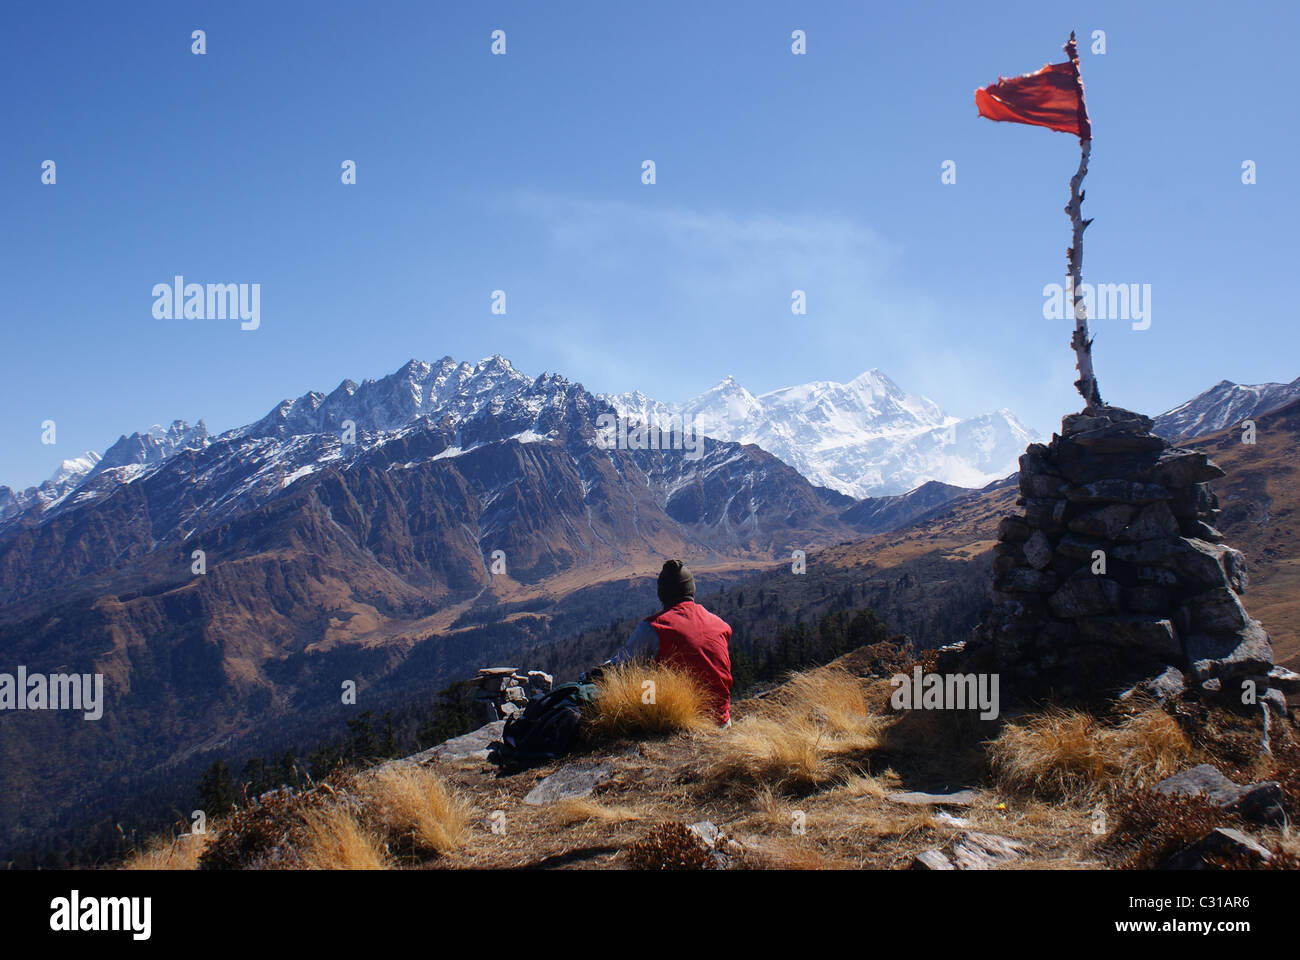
604,370 -> 1036,497
97,419 -> 210,473
47,452 -> 101,488
1153,376 -> 1300,440
846,367 -> 902,398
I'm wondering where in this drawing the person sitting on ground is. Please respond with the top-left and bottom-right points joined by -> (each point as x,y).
611,560 -> 734,726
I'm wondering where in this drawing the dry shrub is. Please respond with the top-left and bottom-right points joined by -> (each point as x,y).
1102,788 -> 1238,869
704,668 -> 883,792
549,798 -> 643,827
626,822 -> 715,870
1205,844 -> 1300,870
1265,740 -> 1300,824
198,788 -> 302,870
297,803 -> 391,870
831,640 -> 914,679
122,830 -> 214,870
988,706 -> 1189,802
588,662 -> 712,739
358,764 -> 469,856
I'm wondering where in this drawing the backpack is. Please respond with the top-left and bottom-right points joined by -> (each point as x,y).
499,680 -> 601,764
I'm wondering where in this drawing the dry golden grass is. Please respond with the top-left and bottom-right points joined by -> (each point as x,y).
297,803 -> 392,870
749,786 -> 798,830
121,830 -> 214,870
740,838 -> 845,870
1278,832 -> 1300,860
358,764 -> 470,856
854,808 -> 941,843
588,662 -> 712,738
548,797 -> 644,827
827,771 -> 894,800
704,667 -> 884,791
778,669 -> 877,739
988,706 -> 1190,802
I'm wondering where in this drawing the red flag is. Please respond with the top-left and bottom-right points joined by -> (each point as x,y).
975,33 -> 1091,140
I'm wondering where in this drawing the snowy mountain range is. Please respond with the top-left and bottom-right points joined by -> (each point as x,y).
0,358 -> 555,532
0,422 -> 210,524
1152,376 -> 1300,440
6,363 -> 1297,538
607,370 -> 1038,498
3,360 -> 1037,531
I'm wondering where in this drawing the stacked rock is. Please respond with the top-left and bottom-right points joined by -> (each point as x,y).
949,404 -> 1298,709
471,667 -> 554,725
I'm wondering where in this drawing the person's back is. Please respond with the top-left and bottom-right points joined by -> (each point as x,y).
612,560 -> 734,724
648,597 -> 733,723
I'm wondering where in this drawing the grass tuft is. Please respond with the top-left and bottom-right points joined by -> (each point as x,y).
549,797 -> 644,827
122,831 -> 214,870
703,667 -> 883,792
988,706 -> 1190,802
297,803 -> 392,870
588,662 -> 713,739
358,764 -> 470,856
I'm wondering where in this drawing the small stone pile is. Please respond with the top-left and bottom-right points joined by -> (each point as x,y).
471,667 -> 553,725
947,404 -> 1299,709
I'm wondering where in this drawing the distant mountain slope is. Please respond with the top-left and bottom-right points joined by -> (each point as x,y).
1188,396 -> 1300,665
1154,376 -> 1300,440
606,369 -> 1037,498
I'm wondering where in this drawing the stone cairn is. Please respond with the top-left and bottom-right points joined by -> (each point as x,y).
944,404 -> 1299,712
472,667 -> 554,725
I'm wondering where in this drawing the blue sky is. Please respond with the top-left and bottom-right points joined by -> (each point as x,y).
3,0 -> 1296,490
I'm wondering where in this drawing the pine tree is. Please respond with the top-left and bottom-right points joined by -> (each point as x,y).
379,711 -> 399,757
197,760 -> 237,816
346,710 -> 379,760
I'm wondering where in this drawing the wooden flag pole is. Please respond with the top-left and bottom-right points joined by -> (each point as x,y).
1063,33 -> 1102,408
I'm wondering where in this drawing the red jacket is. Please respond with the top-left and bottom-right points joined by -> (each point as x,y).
646,600 -> 734,723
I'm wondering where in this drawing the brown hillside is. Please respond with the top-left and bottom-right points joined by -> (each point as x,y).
1189,398 -> 1300,665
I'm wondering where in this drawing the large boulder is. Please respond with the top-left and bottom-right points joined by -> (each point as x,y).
1068,503 -> 1136,539
1159,828 -> 1274,870
411,720 -> 506,763
522,761 -> 613,805
1048,573 -> 1121,619
1077,616 -> 1181,662
1185,621 -> 1274,683
1153,764 -> 1284,825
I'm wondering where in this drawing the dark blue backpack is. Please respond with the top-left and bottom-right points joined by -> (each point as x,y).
500,681 -> 601,763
